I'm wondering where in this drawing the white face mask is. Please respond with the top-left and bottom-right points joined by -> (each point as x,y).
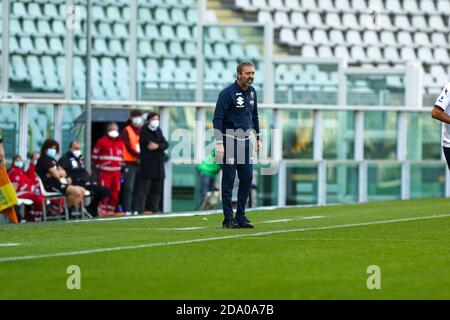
149,119 -> 160,129
46,148 -> 57,159
108,130 -> 119,139
73,150 -> 82,158
132,117 -> 143,127
14,160 -> 24,169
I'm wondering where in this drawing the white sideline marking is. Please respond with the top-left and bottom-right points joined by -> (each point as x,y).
247,238 -> 449,243
0,243 -> 20,247
67,203 -> 341,224
261,219 -> 293,224
158,227 -> 206,231
302,216 -> 324,220
1,213 -> 449,263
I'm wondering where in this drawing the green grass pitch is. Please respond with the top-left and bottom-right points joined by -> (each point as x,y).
1,198 -> 450,299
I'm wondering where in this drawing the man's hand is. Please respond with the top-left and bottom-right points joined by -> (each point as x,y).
215,143 -> 224,157
148,142 -> 159,151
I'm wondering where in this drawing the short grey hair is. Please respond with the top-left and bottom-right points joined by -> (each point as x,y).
237,61 -> 254,74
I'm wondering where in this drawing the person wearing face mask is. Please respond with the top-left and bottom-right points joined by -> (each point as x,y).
92,123 -> 124,216
120,110 -> 143,216
8,155 -> 45,221
135,112 -> 168,214
59,140 -> 110,217
35,139 -> 86,210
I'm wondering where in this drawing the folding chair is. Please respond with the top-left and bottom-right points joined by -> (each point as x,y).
70,190 -> 93,220
36,176 -> 69,221
17,198 -> 33,221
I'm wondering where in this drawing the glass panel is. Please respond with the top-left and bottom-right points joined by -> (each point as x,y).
282,110 -> 314,159
407,112 -> 441,161
323,111 -> 355,160
256,169 -> 278,207
347,74 -> 405,106
203,25 -> 264,103
326,163 -> 359,204
9,2 -> 65,94
275,63 -> 339,105
364,111 -> 397,160
172,164 -> 198,212
0,104 -> 20,164
410,163 -> 446,199
169,107 -> 196,211
27,104 -> 54,156
73,0 -> 130,100
137,0 -> 197,101
367,163 -> 401,201
62,105 -> 84,152
286,163 -> 318,205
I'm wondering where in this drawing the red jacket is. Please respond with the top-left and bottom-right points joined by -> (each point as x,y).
8,166 -> 37,196
92,135 -> 124,172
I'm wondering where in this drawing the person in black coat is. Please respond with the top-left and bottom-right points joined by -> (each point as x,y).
135,112 -> 169,213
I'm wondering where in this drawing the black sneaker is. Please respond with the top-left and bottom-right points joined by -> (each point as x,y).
239,222 -> 256,229
222,220 -> 241,229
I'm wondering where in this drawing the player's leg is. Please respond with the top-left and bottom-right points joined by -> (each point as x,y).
443,147 -> 450,170
235,139 -> 254,226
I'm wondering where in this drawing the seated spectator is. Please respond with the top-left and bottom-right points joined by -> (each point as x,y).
8,155 -> 45,222
36,139 -> 86,208
59,140 -> 110,216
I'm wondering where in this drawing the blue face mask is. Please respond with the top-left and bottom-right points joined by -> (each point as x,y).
46,148 -> 57,159
14,160 -> 24,169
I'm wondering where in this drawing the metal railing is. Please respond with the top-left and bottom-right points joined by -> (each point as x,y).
0,98 -> 446,213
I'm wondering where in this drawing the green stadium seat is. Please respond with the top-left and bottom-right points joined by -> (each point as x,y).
34,37 -> 49,55
93,5 -> 106,21
153,40 -> 169,57
11,55 -> 29,81
51,20 -> 66,36
161,25 -> 176,40
12,2 -> 27,17
94,38 -> 109,55
98,22 -> 113,37
113,23 -> 128,37
49,37 -> 64,54
139,7 -> 153,21
43,3 -> 59,18
186,8 -> 197,24
144,24 -> 160,39
176,25 -> 192,41
9,19 -> 22,35
184,41 -> 197,57
214,43 -> 230,59
169,41 -> 183,57
155,8 -> 171,24
23,19 -> 38,35
28,3 -> 43,18
19,37 -> 34,54
9,37 -> 20,54
171,8 -> 187,25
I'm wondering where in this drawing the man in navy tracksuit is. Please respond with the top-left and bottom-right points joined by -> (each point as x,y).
213,61 -> 261,229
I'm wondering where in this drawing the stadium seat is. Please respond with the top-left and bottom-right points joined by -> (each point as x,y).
312,30 -> 329,45
403,0 -> 422,14
385,0 -> 402,13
